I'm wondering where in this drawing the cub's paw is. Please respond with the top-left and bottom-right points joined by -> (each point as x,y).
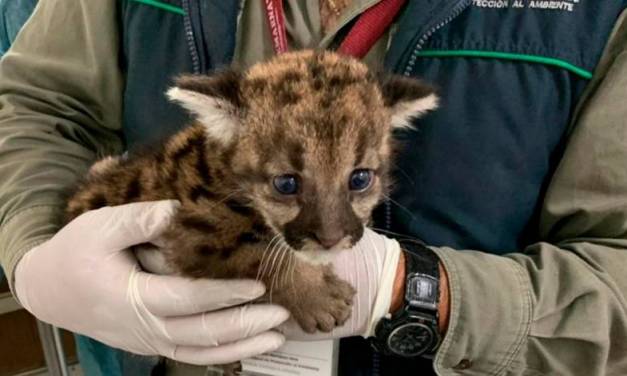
292,271 -> 356,333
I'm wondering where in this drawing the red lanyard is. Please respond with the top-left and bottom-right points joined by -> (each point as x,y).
263,0 -> 407,58
264,0 -> 289,54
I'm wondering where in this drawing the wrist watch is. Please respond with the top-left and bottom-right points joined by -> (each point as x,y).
372,240 -> 441,358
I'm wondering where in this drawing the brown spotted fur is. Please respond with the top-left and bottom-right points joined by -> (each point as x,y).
66,51 -> 436,336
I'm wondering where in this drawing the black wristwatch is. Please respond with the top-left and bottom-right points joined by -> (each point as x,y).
372,240 -> 441,358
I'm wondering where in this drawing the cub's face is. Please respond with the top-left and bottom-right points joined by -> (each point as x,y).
235,105 -> 391,251
168,51 -> 438,253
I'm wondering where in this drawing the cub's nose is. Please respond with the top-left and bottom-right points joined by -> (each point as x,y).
315,231 -> 344,249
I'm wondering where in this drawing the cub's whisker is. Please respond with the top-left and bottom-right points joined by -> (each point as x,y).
368,226 -> 422,242
256,234 -> 280,281
208,189 -> 245,210
382,194 -> 418,222
271,242 -> 289,291
263,240 -> 285,299
259,235 -> 282,281
277,243 -> 292,289
390,162 -> 416,186
272,243 -> 286,290
268,245 -> 288,304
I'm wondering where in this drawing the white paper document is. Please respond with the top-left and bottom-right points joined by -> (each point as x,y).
241,339 -> 338,376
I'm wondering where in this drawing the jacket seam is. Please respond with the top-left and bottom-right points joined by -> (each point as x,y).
567,10 -> 627,137
129,0 -> 185,15
0,204 -> 64,295
491,259 -> 533,375
430,247 -> 462,375
416,49 -> 593,79
431,249 -> 533,376
0,204 -> 64,232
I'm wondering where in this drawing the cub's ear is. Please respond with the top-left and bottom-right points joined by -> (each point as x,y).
379,75 -> 438,130
167,70 -> 243,144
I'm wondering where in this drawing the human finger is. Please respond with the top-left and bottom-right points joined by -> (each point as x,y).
164,304 -> 289,347
137,273 -> 266,317
173,331 -> 285,366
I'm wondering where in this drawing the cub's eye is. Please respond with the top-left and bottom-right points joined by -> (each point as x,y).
349,169 -> 374,192
273,174 -> 299,195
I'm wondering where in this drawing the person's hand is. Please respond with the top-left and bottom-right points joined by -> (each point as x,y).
14,200 -> 289,365
280,228 -> 402,339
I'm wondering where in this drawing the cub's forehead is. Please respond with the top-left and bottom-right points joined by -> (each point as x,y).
239,51 -> 387,136
245,50 -> 371,84
241,51 -> 382,108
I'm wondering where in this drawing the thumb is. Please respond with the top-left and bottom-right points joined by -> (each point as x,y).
94,200 -> 180,250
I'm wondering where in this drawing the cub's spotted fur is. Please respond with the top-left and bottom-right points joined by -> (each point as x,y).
66,50 -> 438,334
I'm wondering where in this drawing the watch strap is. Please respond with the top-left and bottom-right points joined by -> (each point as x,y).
371,237 -> 443,358
400,240 -> 439,282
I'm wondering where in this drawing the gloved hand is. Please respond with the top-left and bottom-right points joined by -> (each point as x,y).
134,224 -> 402,340
280,228 -> 402,340
14,200 -> 289,365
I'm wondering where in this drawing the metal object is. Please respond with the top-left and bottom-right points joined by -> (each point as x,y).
36,321 -> 70,376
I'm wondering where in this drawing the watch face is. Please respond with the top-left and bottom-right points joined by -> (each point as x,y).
387,322 -> 435,357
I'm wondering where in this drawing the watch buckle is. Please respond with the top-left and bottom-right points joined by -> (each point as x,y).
406,273 -> 439,312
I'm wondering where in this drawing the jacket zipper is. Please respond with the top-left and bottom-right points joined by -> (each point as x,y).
376,2 -> 472,375
402,0 -> 473,77
181,0 -> 201,74
384,0 -> 472,232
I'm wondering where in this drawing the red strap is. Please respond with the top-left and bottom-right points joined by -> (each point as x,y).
338,0 -> 407,58
264,0 -> 406,58
264,0 -> 289,54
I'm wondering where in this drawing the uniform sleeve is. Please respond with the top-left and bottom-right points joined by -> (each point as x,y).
0,0 -> 124,292
432,11 -> 627,376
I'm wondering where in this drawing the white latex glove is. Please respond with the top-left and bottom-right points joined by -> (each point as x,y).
281,228 -> 401,340
15,200 -> 289,365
